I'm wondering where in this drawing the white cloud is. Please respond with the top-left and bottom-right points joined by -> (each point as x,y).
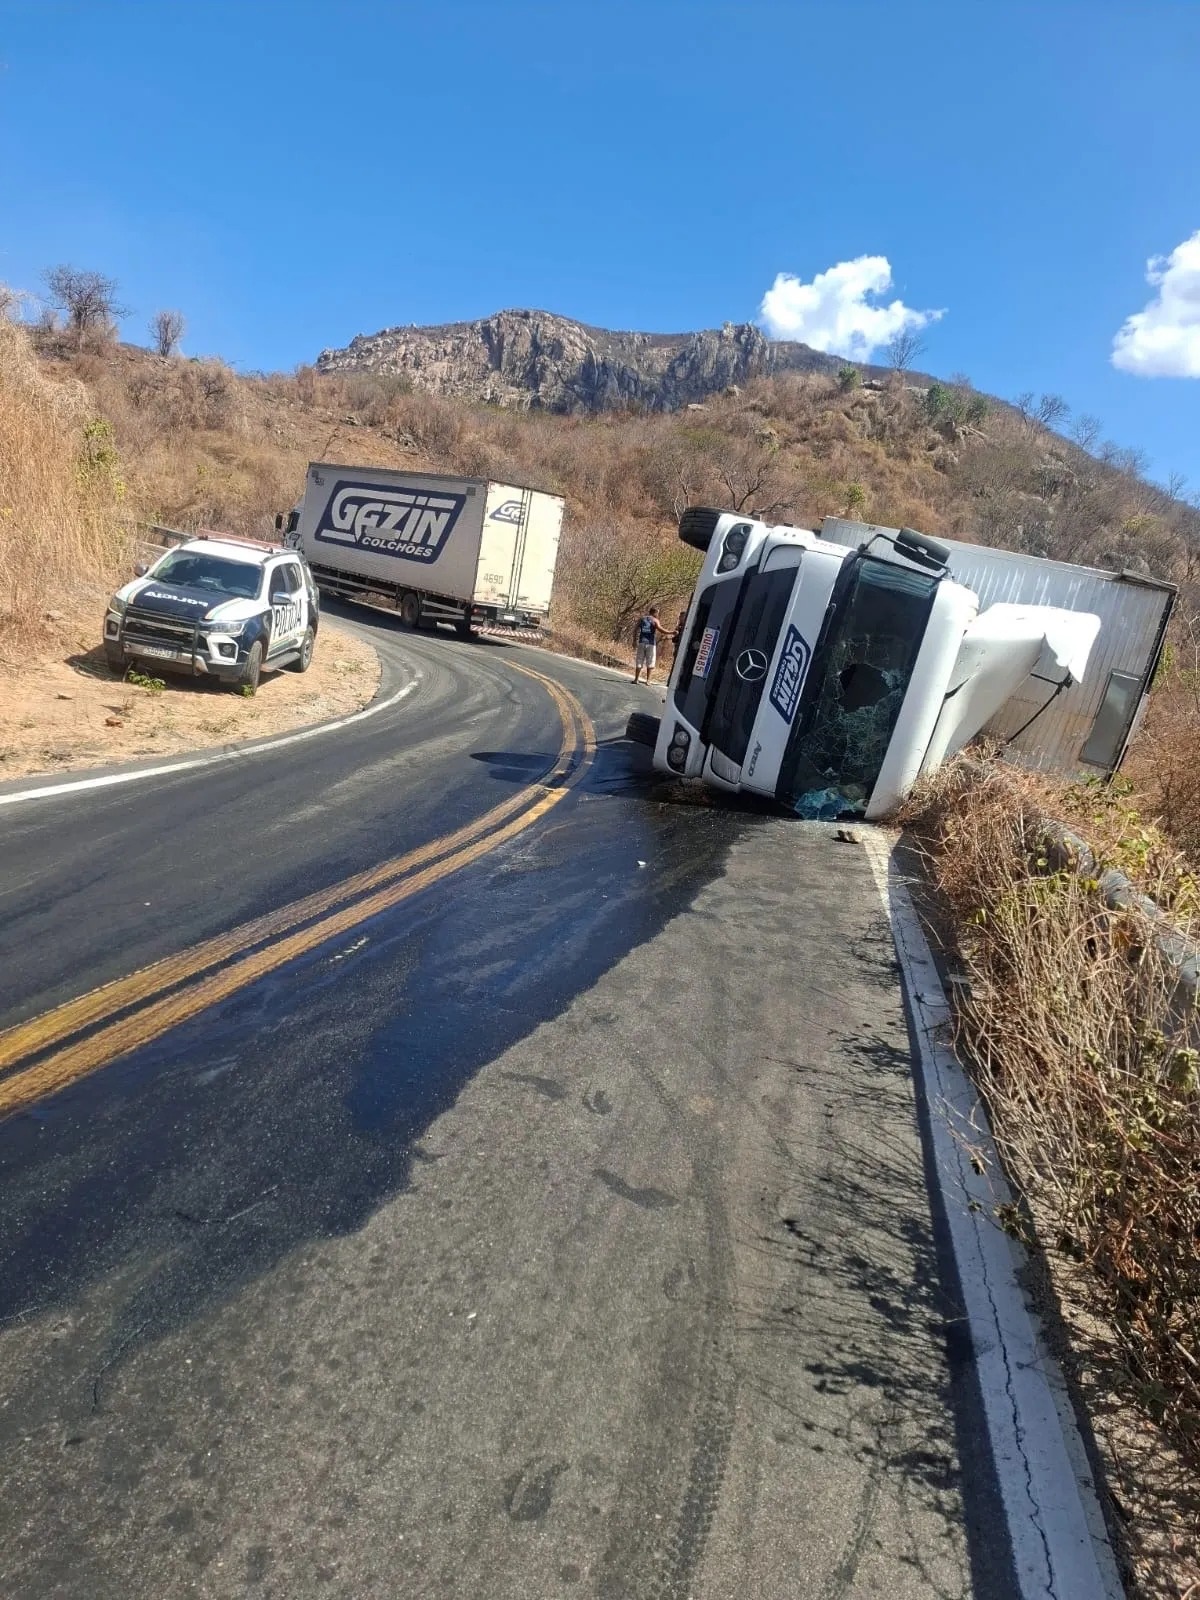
1112,231 -> 1200,378
759,255 -> 944,360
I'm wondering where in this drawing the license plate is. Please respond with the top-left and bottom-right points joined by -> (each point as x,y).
137,644 -> 182,660
692,626 -> 719,678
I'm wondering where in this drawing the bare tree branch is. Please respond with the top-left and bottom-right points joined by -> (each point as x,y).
150,308 -> 186,357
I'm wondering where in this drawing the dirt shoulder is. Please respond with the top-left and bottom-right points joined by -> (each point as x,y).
0,608 -> 380,782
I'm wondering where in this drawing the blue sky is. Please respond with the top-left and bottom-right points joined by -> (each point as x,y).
2,0 -> 1198,486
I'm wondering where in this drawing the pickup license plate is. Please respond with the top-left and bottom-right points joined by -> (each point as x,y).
137,644 -> 182,660
692,626 -> 719,678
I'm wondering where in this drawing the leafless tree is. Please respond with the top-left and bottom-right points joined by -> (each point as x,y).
885,327 -> 925,375
1014,391 -> 1037,429
43,265 -> 127,349
1072,413 -> 1102,453
1035,393 -> 1070,431
0,283 -> 29,321
150,308 -> 185,357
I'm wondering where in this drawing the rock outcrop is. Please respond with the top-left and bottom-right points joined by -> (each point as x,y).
315,309 -> 842,413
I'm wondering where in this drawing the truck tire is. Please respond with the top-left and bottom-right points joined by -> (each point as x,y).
287,627 -> 315,672
626,711 -> 661,747
234,640 -> 263,695
678,506 -> 724,552
104,643 -> 125,674
455,618 -> 475,640
400,592 -> 421,628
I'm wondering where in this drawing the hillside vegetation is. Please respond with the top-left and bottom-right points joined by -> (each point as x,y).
3,313 -> 1198,853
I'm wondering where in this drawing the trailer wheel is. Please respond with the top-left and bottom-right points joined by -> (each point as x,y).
400,592 -> 421,628
625,711 -> 661,747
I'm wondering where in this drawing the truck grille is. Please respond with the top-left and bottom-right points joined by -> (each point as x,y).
124,607 -> 198,649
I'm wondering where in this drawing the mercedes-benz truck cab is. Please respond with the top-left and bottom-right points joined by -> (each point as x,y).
653,507 -> 1100,821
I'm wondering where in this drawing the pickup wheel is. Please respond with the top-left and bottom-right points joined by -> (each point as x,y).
400,592 -> 421,628
287,627 -> 315,672
234,640 -> 263,695
626,711 -> 661,747
104,643 -> 126,674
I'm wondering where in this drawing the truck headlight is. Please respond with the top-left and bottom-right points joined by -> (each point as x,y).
717,522 -> 751,573
106,596 -> 127,618
202,618 -> 247,637
666,726 -> 691,770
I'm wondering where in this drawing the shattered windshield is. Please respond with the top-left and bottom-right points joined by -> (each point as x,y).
776,556 -> 939,819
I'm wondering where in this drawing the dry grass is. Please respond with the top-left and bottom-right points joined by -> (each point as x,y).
0,321 -> 129,656
901,761 -> 1200,1514
15,335 -> 1200,664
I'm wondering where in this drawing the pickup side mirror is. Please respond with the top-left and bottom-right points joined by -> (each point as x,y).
134,561 -> 148,577
269,591 -> 290,606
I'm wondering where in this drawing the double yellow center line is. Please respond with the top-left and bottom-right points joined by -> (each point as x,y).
0,664 -> 596,1120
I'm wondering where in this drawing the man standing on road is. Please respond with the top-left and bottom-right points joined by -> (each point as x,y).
633,607 -> 667,685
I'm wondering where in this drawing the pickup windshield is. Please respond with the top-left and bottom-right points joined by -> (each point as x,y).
776,556 -> 939,818
150,551 -> 262,600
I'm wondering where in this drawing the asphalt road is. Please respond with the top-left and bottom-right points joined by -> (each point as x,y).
0,608 -> 1017,1599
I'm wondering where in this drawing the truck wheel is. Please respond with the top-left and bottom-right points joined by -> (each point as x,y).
234,640 -> 263,695
678,506 -> 724,552
104,643 -> 126,674
287,627 -> 315,672
626,711 -> 661,747
455,619 -> 475,640
400,592 -> 421,628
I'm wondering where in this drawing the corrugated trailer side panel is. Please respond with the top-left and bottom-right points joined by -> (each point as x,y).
300,463 -> 487,602
820,519 -> 1176,778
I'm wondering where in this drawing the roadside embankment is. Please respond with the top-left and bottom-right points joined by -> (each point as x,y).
900,757 -> 1199,1600
0,604 -> 380,780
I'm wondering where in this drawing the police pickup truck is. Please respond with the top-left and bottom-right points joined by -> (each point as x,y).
103,534 -> 319,692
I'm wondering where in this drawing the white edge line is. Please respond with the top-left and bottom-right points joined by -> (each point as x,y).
0,678 -> 421,809
863,830 -> 1124,1600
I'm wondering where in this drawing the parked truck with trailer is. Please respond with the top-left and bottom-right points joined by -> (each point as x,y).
278,464 -> 564,637
636,508 -> 1174,820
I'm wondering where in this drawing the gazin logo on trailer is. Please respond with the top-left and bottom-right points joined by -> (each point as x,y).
489,499 -> 524,525
313,479 -> 468,563
768,625 -> 812,724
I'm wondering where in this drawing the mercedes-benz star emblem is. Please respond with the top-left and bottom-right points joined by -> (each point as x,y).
735,648 -> 769,683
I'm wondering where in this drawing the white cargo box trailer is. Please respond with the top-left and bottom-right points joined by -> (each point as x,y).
282,463 -> 564,636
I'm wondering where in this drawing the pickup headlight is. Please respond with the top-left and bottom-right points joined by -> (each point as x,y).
201,617 -> 248,637
106,595 -> 128,618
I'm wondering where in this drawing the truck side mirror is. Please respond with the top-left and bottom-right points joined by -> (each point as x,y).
134,561 -> 148,577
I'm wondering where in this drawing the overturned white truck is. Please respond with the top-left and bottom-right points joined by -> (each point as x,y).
640,508 -> 1175,820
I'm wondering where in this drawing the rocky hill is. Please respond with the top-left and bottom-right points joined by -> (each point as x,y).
315,309 -> 844,412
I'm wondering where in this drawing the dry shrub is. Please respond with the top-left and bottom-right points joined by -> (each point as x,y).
556,517 -> 700,642
1124,615 -> 1200,866
902,759 -> 1200,1466
0,320 -> 128,650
